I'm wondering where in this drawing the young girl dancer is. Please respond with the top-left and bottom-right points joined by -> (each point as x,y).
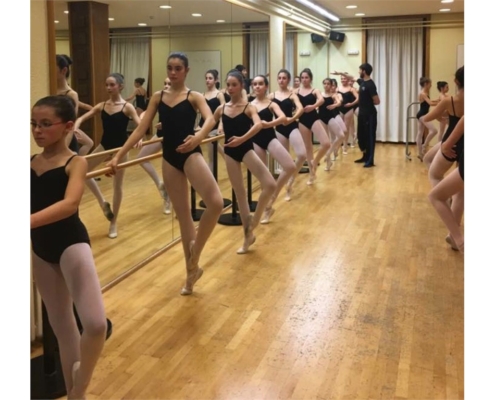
428,115 -> 464,253
31,95 -> 107,399
74,73 -> 141,239
320,78 -> 345,171
108,52 -> 224,295
416,77 -> 439,160
296,68 -> 330,184
135,78 -> 172,214
198,69 -> 226,172
269,69 -> 306,201
250,75 -> 296,224
337,74 -> 359,153
212,70 -> 277,252
56,54 -> 94,155
423,67 -> 464,240
125,77 -> 148,115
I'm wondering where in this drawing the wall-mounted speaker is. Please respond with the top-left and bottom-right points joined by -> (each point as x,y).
329,31 -> 345,42
311,33 -> 325,43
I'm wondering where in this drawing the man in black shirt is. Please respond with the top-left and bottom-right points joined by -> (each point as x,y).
338,63 -> 380,167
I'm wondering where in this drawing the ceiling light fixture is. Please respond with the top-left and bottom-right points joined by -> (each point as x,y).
346,5 -> 357,9
64,10 -> 69,14
355,13 -> 365,16
159,5 -> 172,9
441,0 -> 454,3
54,20 -> 59,23
138,23 -> 147,26
217,19 -> 226,23
108,18 -> 115,21
295,0 -> 339,22
439,8 -> 451,12
192,13 -> 202,17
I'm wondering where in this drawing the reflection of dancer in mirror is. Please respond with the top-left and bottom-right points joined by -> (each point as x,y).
296,68 -> 331,184
74,73 -> 141,239
108,53 -> 224,296
269,69 -> 306,201
320,78 -> 345,171
56,54 -> 94,155
199,69 -> 226,173
212,70 -> 276,253
428,115 -> 464,253
250,75 -> 296,224
415,77 -> 439,161
292,75 -> 301,92
30,96 -> 107,400
135,78 -> 172,215
336,73 -> 359,154
125,77 -> 148,116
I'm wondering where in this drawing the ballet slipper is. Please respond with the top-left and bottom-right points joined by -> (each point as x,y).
68,361 -> 86,400
102,202 -> 114,221
237,215 -> 256,254
307,160 -> 317,185
108,221 -> 117,239
445,234 -> 459,251
181,240 -> 203,296
260,207 -> 275,224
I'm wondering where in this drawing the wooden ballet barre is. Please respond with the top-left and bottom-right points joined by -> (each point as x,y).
85,134 -> 225,179
84,137 -> 163,160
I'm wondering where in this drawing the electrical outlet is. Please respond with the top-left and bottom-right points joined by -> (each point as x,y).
347,49 -> 360,55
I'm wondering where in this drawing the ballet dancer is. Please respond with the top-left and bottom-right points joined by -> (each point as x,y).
198,69 -> 226,173
269,69 -> 306,201
415,77 -> 439,160
250,75 -> 296,223
125,77 -> 148,115
296,68 -> 331,184
74,73 -> 141,239
320,78 -> 345,171
211,70 -> 276,253
428,115 -> 464,253
292,75 -> 301,91
423,67 -> 464,233
31,95 -> 107,399
108,52 -> 224,296
56,54 -> 94,155
334,73 -> 359,154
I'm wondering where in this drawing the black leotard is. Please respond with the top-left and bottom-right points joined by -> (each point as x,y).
199,93 -> 221,130
100,102 -> 130,150
319,96 -> 337,124
135,94 -> 147,110
297,89 -> 319,130
339,90 -> 356,115
416,96 -> 430,119
248,94 -> 256,102
224,93 -> 231,103
158,90 -> 202,171
272,94 -> 298,139
441,97 -> 463,163
253,103 -> 277,150
221,104 -> 254,162
31,155 -> 90,263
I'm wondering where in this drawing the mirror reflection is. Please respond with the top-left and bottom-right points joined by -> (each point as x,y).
54,0 -> 270,287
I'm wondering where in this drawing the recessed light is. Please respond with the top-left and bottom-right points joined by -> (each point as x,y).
441,0 -> 454,3
108,18 -> 115,21
355,13 -> 365,16
439,8 -> 451,12
192,13 -> 202,17
216,19 -> 226,23
64,10 -> 69,14
54,20 -> 59,23
160,5 -> 172,9
138,23 -> 147,26
346,5 -> 357,9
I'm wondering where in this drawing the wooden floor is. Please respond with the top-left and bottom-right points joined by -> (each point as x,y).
35,143 -> 464,399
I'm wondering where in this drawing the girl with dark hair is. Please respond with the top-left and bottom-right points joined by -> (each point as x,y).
416,77 -> 439,160
269,69 -> 306,201
108,52 -> 224,296
31,95 -> 107,399
423,66 -> 464,241
74,73 -> 141,239
56,54 -> 94,156
320,78 -> 345,171
199,69 -> 226,172
336,74 -> 359,154
250,75 -> 296,224
125,77 -> 148,115
296,68 -> 331,185
212,70 -> 277,252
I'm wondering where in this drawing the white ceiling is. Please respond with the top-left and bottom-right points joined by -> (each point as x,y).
53,0 -> 464,31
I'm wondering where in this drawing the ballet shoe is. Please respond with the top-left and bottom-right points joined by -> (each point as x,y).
181,241 -> 203,295
108,222 -> 117,239
260,208 -> 275,224
445,234 -> 463,252
325,158 -> 333,171
163,197 -> 171,215
237,216 -> 256,254
237,235 -> 256,254
68,361 -> 86,400
102,202 -> 114,221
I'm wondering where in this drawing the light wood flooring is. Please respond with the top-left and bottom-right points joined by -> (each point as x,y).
33,143 -> 464,399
